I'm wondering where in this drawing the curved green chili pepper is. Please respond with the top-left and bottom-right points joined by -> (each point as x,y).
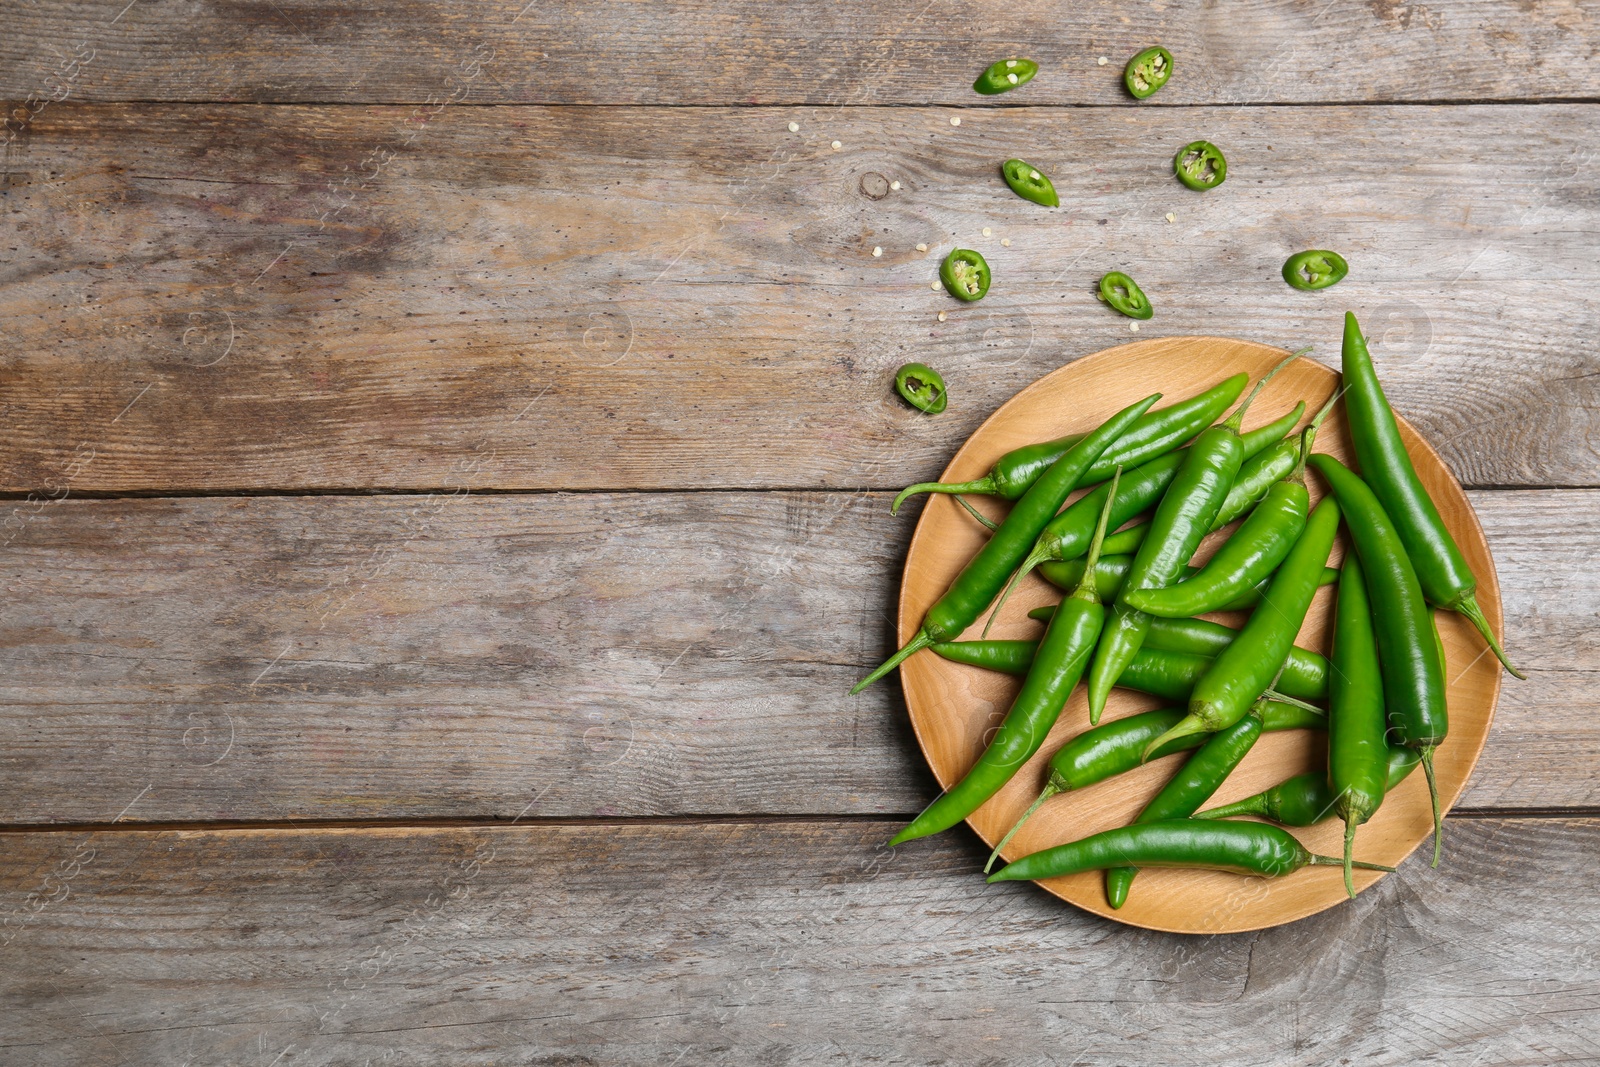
893,363 -> 947,414
988,819 -> 1394,884
983,701 -> 1325,873
1173,140 -> 1226,190
1143,494 -> 1341,757
1123,46 -> 1172,99
1309,453 -> 1449,866
1328,552 -> 1393,896
888,471 -> 1124,846
1039,554 -> 1338,614
1099,271 -> 1152,319
974,57 -> 1039,95
1125,392 -> 1338,619
941,248 -> 991,302
891,373 -> 1249,512
1106,695 -> 1270,908
1002,158 -> 1059,207
851,395 -> 1157,695
1282,250 -> 1348,291
1342,312 -> 1519,676
985,400 -> 1305,628
1195,748 -> 1419,826
1086,355 -> 1298,723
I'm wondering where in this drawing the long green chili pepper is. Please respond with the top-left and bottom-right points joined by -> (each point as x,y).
985,400 -> 1306,633
988,819 -> 1394,885
1341,312 -> 1520,677
1039,554 -> 1338,613
852,396 -> 1157,695
1195,748 -> 1419,826
1309,453 -> 1450,866
1328,552 -> 1394,897
983,701 -> 1325,873
1125,391 -> 1338,619
1106,695 -> 1269,908
888,471 -> 1124,845
891,373 -> 1247,513
1085,354 -> 1299,723
1143,495 -> 1340,758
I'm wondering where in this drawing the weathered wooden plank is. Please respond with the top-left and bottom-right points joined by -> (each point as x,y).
3,0 -> 1599,107
0,489 -> 1590,823
3,103 -> 1597,492
1,818 -> 1596,1065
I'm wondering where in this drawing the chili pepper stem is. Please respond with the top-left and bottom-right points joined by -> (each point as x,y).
1421,745 -> 1443,867
984,468 -> 1121,639
892,477 -> 998,515
1221,348 -> 1310,434
955,495 -> 998,531
982,547 -> 1043,639
1307,855 -> 1396,873
1343,815 -> 1360,898
1452,592 -> 1525,679
1192,795 -> 1265,821
984,783 -> 1059,874
1140,714 -> 1210,762
850,630 -> 934,695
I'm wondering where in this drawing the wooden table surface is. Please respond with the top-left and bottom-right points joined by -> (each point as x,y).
3,3 -> 1598,1063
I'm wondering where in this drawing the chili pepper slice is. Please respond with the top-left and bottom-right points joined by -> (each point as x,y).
1196,748 -> 1419,826
1173,140 -> 1227,190
1002,158 -> 1059,207
1123,46 -> 1173,99
1282,250 -> 1349,291
974,57 -> 1039,95
940,248 -> 991,302
1099,271 -> 1152,319
850,395 -> 1158,694
893,362 -> 947,414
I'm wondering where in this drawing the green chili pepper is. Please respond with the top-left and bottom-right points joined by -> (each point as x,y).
1040,554 -> 1339,614
1327,552 -> 1393,896
1085,355 -> 1297,724
983,701 -> 1324,873
1124,391 -> 1338,619
1107,694 -> 1274,908
1341,312 -> 1520,677
941,248 -> 991,302
1309,453 -> 1450,866
888,471 -> 1124,846
982,399 -> 1306,625
1196,748 -> 1419,826
891,373 -> 1250,513
893,362 -> 947,414
974,57 -> 1039,95
1002,158 -> 1059,208
1142,495 -> 1341,758
1282,250 -> 1348,291
851,395 -> 1157,695
1099,271 -> 1152,319
988,819 -> 1394,885
1123,46 -> 1173,99
1173,140 -> 1226,190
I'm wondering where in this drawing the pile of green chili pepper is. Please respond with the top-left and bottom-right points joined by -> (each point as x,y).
865,311 -> 1514,913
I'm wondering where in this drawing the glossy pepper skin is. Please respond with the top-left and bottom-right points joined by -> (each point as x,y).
1173,140 -> 1226,190
987,820 -> 1392,884
975,57 -> 1039,95
1123,46 -> 1173,99
888,472 -> 1125,846
851,395 -> 1157,695
1002,158 -> 1059,207
893,363 -> 947,413
1195,748 -> 1419,826
1328,552 -> 1395,896
1283,251 -> 1348,290
1310,453 -> 1450,866
1144,494 -> 1342,757
941,248 -> 991,301
1039,555 -> 1339,615
1340,312 -> 1520,677
1099,271 -> 1153,319
983,702 -> 1325,872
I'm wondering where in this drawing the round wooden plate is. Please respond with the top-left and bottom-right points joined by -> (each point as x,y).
898,336 -> 1504,934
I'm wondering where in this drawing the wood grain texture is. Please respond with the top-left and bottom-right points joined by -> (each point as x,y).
3,103 -> 1598,492
1,489 -> 1591,824
2,819 -> 1598,1065
3,1 -> 1598,106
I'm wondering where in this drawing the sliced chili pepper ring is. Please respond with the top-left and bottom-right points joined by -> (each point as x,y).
1282,250 -> 1349,290
1002,158 -> 1059,207
974,57 -> 1039,95
1123,46 -> 1173,99
941,248 -> 991,302
894,362 -> 947,414
1174,140 -> 1227,190
1099,271 -> 1153,319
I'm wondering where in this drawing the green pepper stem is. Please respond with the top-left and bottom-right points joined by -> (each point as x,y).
850,629 -> 933,695
955,495 -> 998,531
1223,347 -> 1311,434
892,476 -> 999,515
1141,713 -> 1209,762
1421,745 -> 1443,867
1293,385 -> 1347,484
1453,592 -> 1525,679
984,783 -> 1060,874
1260,689 -> 1323,715
1308,855 -> 1395,873
982,543 -> 1048,639
1343,814 -> 1359,898
1192,794 -> 1266,821
1078,468 -> 1122,594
